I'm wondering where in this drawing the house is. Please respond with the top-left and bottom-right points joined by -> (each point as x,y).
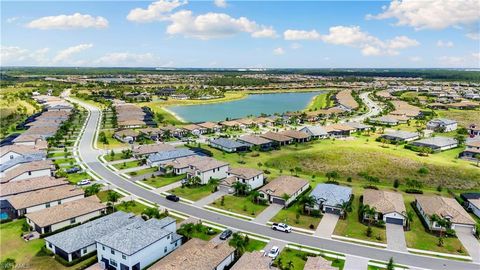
300,126 -> 328,139
25,196 -> 107,234
459,140 -> 480,160
182,124 -> 207,136
236,118 -> 257,128
379,130 -> 420,143
161,156 -> 209,175
307,184 -> 352,215
132,143 -> 175,158
369,116 -> 399,126
197,122 -> 221,133
220,120 -> 243,130
304,256 -> 338,270
0,159 -> 54,183
259,176 -> 309,207
363,189 -> 407,226
231,251 -> 273,270
114,129 -> 140,143
146,149 -> 197,167
45,211 -> 142,262
0,153 -> 46,176
467,124 -> 480,137
7,185 -> 84,217
344,122 -> 372,132
253,117 -> 274,127
0,144 -> 46,164
461,193 -> 480,218
97,217 -> 182,270
324,124 -> 356,138
237,135 -> 273,151
415,195 -> 476,232
186,158 -> 229,185
410,137 -> 458,151
278,130 -> 311,143
426,118 -> 458,132
447,101 -> 479,110
220,167 -> 264,193
335,90 -> 359,111
159,126 -> 187,138
138,128 -> 164,141
148,238 -> 235,270
209,138 -> 249,153
260,132 -> 293,146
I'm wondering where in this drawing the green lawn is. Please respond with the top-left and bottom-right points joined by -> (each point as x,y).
65,172 -> 90,184
334,192 -> 387,244
306,92 -> 333,111
142,174 -> 185,188
53,158 -> 76,166
0,220 -> 95,270
128,167 -> 158,176
97,129 -> 128,150
170,184 -> 216,201
115,201 -> 148,215
113,160 -> 142,170
104,152 -> 130,162
437,109 -> 480,127
271,202 -> 321,230
273,248 -> 343,270
210,195 -> 268,217
245,239 -> 267,252
48,152 -> 71,158
96,190 -> 124,203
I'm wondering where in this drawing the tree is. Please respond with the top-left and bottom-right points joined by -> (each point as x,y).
286,260 -> 294,270
299,195 -> 316,215
406,210 -> 414,230
250,190 -> 261,204
107,190 -> 121,207
281,193 -> 291,208
362,205 -> 377,225
85,183 -> 102,196
474,153 -> 480,167
419,146 -> 432,157
393,179 -> 400,189
178,223 -> 195,240
386,257 -> 394,270
455,134 -> 466,146
232,181 -> 248,196
228,233 -> 248,258
325,171 -> 339,181
142,206 -> 161,219
431,214 -> 450,239
0,258 -> 16,270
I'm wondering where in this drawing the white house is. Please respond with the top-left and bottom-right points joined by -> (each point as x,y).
0,144 -> 46,164
259,176 -> 309,207
427,118 -> 458,132
461,193 -> 480,219
363,189 -> 407,226
0,160 -> 54,183
220,167 -> 264,193
410,137 -> 458,152
96,217 -> 182,270
299,126 -> 328,139
186,158 -> 229,185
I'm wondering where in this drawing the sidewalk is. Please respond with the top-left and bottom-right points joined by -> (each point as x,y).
253,204 -> 283,224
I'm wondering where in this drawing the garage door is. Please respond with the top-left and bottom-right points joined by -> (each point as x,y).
325,207 -> 341,215
272,197 -> 285,205
386,217 -> 404,225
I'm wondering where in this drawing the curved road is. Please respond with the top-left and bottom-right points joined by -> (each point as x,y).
72,98 -> 477,270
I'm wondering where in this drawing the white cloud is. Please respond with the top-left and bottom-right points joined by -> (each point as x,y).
436,40 -> 454,48
437,56 -> 467,67
290,43 -> 302,50
387,36 -> 419,49
6,17 -> 21,23
53,44 -> 93,63
94,52 -> 163,66
27,13 -> 108,30
283,30 -> 321,40
214,0 -> 227,8
472,52 -> 480,61
409,56 -> 422,62
0,46 -> 49,65
166,10 -> 276,39
273,47 -> 285,55
127,0 -> 187,22
367,0 -> 480,30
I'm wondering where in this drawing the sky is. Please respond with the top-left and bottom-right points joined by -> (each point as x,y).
1,0 -> 479,68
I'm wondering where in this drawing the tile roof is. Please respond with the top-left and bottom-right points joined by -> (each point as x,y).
147,149 -> 197,163
382,130 -> 419,140
428,118 -> 457,125
8,185 -> 84,210
300,126 -> 328,136
190,158 -> 229,172
148,238 -> 235,270
114,129 -> 140,137
1,159 -> 54,183
304,256 -> 338,270
0,176 -> 68,197
344,122 -> 372,130
260,176 -> 309,197
227,167 -> 262,179
163,155 -> 210,169
0,144 -> 46,157
182,124 -> 203,131
310,184 -> 352,207
324,124 -> 356,132
336,90 -> 359,110
45,211 -> 141,253
363,189 -> 406,215
198,122 -> 220,129
25,196 -> 106,227
0,153 -> 46,172
231,251 -> 274,270
411,136 -> 457,148
133,143 -> 175,156
238,135 -> 272,146
415,195 -> 475,225
260,132 -> 292,143
279,130 -> 310,140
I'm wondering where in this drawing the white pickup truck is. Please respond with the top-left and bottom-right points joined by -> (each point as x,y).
271,223 -> 292,233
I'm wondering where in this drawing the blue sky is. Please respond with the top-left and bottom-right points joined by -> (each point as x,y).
1,0 -> 479,68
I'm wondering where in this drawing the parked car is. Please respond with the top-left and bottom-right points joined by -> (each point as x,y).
267,246 -> 279,259
66,167 -> 81,174
77,179 -> 91,186
166,194 -> 180,202
271,223 -> 292,233
219,229 -> 233,240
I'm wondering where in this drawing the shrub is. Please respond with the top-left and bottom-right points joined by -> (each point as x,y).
366,226 -> 373,237
405,189 -> 423,194
251,153 -> 260,157
418,167 -> 429,175
363,185 -> 379,190
393,179 -> 400,189
263,169 -> 271,174
325,180 -> 339,185
309,224 -> 315,230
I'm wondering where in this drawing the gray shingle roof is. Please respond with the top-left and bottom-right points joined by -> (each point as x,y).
411,136 -> 458,148
310,184 -> 352,207
96,217 -> 176,255
147,149 -> 196,163
300,126 -> 328,136
45,211 -> 141,253
210,138 -> 248,149
382,130 -> 419,140
0,153 -> 46,172
429,118 -> 457,125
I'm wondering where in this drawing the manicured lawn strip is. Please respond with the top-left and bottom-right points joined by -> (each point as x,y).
66,172 -> 90,184
271,202 -> 321,230
113,160 -> 142,170
403,195 -> 467,255
54,158 -> 76,166
115,201 -> 148,215
210,195 -> 268,217
334,192 -> 386,243
273,248 -> 343,270
306,92 -> 332,111
170,184 -> 216,201
128,167 -> 158,176
48,152 -> 71,158
96,190 -> 124,203
245,239 -> 267,252
104,152 -> 129,162
142,174 -> 185,188
97,129 -> 128,150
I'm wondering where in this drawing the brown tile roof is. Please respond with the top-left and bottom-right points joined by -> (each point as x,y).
415,195 -> 475,225
236,118 -> 256,125
304,256 -> 338,270
163,156 -> 210,169
0,144 -> 46,157
324,124 -> 356,132
139,127 -> 163,135
190,158 -> 229,172
1,160 -> 54,183
228,167 -> 262,179
279,130 -> 310,140
260,175 -> 309,197
148,238 -> 235,270
8,185 -> 84,210
260,132 -> 292,143
220,120 -> 242,127
13,134 -> 43,143
114,129 -> 139,137
182,124 -> 204,131
231,251 -> 274,270
117,119 -> 145,127
336,90 -> 359,109
238,135 -> 272,145
133,143 -> 175,156
0,176 -> 68,197
25,196 -> 106,227
466,140 -> 480,147
198,122 -> 220,129
363,189 -> 406,215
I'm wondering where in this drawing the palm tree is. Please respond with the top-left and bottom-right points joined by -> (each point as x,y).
406,210 -> 415,230
85,183 -> 102,196
286,260 -> 294,270
228,233 -> 247,258
232,181 -> 247,196
250,190 -> 261,204
299,195 -> 316,215
178,223 -> 195,240
430,214 -> 450,238
363,205 -> 377,225
107,191 -> 121,210
339,201 -> 351,219
474,153 -> 480,167
281,193 -> 291,208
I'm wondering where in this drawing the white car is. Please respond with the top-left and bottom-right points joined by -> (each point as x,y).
267,246 -> 279,259
77,179 -> 91,186
271,223 -> 292,233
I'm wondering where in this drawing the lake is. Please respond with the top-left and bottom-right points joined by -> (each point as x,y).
167,91 -> 324,122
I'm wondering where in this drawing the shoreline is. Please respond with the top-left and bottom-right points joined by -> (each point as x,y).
161,107 -> 186,123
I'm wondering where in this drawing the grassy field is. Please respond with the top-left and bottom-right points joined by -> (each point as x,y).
271,202 -> 322,230
436,109 -> 479,127
115,201 -> 148,215
112,160 -> 142,170
96,190 -> 124,203
65,172 -> 90,184
306,92 -> 333,111
245,239 -> 267,252
142,174 -> 185,188
170,184 -> 217,201
97,129 -> 128,150
210,195 -> 268,217
274,248 -> 344,270
128,167 -> 157,176
104,152 -> 129,162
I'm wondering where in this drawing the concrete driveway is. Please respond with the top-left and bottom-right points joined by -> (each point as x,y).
193,190 -> 227,207
386,223 -> 407,252
455,226 -> 480,262
314,213 -> 339,238
343,255 -> 368,270
253,204 -> 283,224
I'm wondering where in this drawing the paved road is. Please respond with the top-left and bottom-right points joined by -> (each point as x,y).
71,97 -> 480,270
348,92 -> 382,123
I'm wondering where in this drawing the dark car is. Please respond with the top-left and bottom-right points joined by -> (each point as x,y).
219,229 -> 233,240
66,167 -> 81,174
166,194 -> 180,202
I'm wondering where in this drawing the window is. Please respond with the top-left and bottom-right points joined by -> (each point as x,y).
70,218 -> 76,224
46,203 -> 50,208
102,246 -> 105,251
10,155 -> 14,160
82,248 -> 87,254
110,259 -> 117,267
164,247 -> 167,253
111,249 -> 115,255
58,200 -> 62,205
28,171 -> 32,175
122,254 -> 126,260
175,242 -> 178,247
167,235 -> 170,240
48,243 -> 52,248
